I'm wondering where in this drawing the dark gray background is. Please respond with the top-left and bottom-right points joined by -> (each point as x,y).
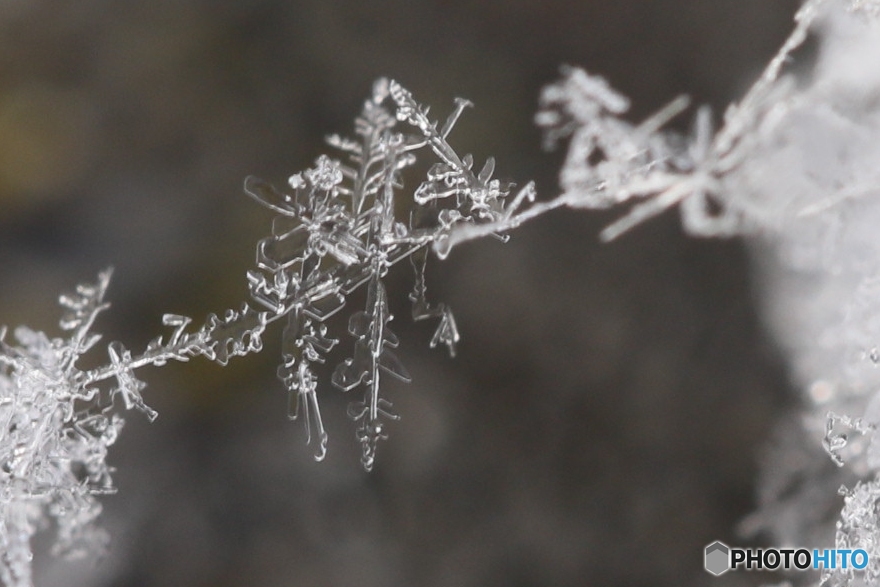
0,1 -> 802,586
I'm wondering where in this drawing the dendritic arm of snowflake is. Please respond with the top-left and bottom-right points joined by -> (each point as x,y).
278,307 -> 337,461
333,273 -> 409,471
437,0 -> 844,257
0,271 -> 118,587
243,79 -> 528,467
0,78 -> 533,584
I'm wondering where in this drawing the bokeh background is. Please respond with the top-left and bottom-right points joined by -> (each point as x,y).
0,1 -> 805,586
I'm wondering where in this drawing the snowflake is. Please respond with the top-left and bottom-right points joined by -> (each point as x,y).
0,78 -> 531,586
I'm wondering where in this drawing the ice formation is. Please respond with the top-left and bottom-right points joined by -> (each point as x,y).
0,80 -> 530,586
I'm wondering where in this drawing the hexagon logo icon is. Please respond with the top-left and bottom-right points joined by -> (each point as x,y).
705,541 -> 730,576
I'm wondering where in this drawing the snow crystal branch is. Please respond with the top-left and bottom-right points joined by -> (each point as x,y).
0,78 -> 529,586
243,78 -> 528,469
432,4 -> 880,587
440,0 -> 865,257
823,412 -> 876,468
3,2 -> 878,586
445,4 -> 880,587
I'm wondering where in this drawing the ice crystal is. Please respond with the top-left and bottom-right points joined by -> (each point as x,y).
245,78 -> 527,470
0,270 -> 119,587
0,266 -> 273,586
436,3 -> 880,586
0,79 -> 527,584
3,2 -> 875,584
528,36 -> 803,242
444,0 -> 872,255
833,478 -> 880,586
824,413 -> 875,469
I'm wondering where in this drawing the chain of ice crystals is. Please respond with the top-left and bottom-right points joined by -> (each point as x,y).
832,479 -> 880,586
244,78 -> 532,469
0,270 -> 120,587
0,79 -> 529,586
824,413 -> 876,469
438,2 -> 880,587
443,0 -> 869,255
0,269 -> 275,587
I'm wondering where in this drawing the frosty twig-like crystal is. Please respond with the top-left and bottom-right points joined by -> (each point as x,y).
0,79 -> 527,586
243,79 -> 527,469
0,270 -> 118,587
487,3 -> 880,587
446,0 -> 861,253
74,79 -> 522,472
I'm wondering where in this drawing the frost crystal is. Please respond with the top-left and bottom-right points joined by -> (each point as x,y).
245,79 -> 527,470
0,270 -> 119,587
451,0 -> 874,253
5,2 -> 875,583
824,412 -> 875,469
831,478 -> 880,586
0,79 -> 528,584
500,2 -> 880,587
0,270 -> 274,586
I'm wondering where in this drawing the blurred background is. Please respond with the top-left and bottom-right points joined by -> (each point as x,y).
0,1 -> 804,586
